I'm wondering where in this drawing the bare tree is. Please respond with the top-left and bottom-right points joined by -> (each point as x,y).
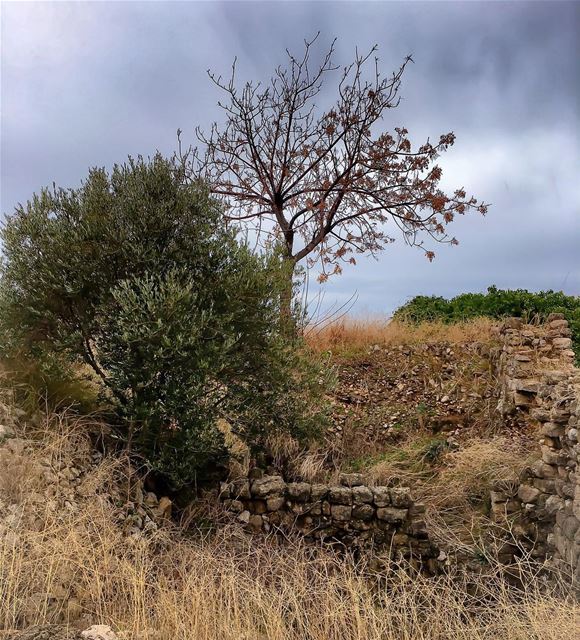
182,34 -> 487,314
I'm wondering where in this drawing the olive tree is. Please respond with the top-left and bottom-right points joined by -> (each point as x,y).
0,154 -> 328,486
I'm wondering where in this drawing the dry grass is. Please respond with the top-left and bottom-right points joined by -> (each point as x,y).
1,424 -> 576,640
1,496 -> 577,640
306,317 -> 496,354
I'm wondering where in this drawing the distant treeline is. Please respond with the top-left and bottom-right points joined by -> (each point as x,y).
394,286 -> 580,361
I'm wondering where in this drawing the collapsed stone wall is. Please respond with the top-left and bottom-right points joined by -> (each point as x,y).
220,471 -> 438,569
491,315 -> 579,583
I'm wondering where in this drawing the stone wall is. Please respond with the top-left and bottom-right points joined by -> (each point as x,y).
491,315 -> 579,583
220,471 -> 438,569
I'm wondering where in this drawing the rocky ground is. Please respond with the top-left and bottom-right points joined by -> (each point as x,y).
326,340 -> 536,465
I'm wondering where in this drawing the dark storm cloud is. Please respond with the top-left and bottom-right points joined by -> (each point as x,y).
1,1 -> 578,316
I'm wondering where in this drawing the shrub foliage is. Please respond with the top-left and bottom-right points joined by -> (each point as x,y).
0,154 -> 328,486
394,286 -> 580,360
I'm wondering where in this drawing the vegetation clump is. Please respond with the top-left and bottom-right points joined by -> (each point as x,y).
394,286 -> 580,360
0,154 -> 329,487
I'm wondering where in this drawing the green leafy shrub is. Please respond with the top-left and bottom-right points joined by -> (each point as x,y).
394,286 -> 580,361
0,154 -> 329,487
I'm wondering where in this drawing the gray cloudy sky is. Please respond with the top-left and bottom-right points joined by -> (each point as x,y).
1,0 -> 579,317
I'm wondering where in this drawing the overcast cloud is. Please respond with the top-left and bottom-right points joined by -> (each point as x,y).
1,0 -> 578,317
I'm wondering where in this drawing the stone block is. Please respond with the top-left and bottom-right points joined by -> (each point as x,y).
352,504 -> 374,521
390,487 -> 412,507
372,486 -> 391,507
251,475 -> 286,498
530,407 -> 551,422
339,472 -> 365,487
329,486 -> 352,505
250,499 -> 267,514
562,516 -> 579,539
351,519 -> 372,531
249,514 -> 264,532
548,319 -> 569,330
232,479 -> 251,499
352,485 -> 373,504
266,496 -> 285,512
547,313 -> 566,322
308,501 -> 322,516
550,408 -> 572,424
545,495 -> 564,515
310,483 -> 329,500
540,422 -> 565,437
223,499 -> 244,513
287,482 -> 311,502
330,504 -> 352,522
518,485 -> 540,504
553,338 -> 572,349
376,507 -> 408,523
408,503 -> 427,516
541,446 -> 566,466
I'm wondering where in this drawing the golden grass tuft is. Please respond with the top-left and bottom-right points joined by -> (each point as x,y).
305,317 -> 496,354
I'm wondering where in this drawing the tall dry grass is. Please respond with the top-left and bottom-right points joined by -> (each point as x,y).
1,505 -> 578,640
306,317 -> 496,354
0,424 -> 577,640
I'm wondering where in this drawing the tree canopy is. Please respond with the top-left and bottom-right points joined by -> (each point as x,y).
188,34 -> 488,283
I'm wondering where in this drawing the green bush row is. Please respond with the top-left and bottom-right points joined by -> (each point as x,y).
393,286 -> 580,361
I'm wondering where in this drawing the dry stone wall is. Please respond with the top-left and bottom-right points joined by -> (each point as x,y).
491,315 -> 579,584
220,471 -> 438,569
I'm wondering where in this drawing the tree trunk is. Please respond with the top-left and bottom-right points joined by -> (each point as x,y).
279,253 -> 296,337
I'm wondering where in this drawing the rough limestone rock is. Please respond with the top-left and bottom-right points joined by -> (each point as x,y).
250,475 -> 285,498
80,626 -> 118,640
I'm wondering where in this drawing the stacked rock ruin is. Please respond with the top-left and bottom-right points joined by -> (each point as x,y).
491,315 -> 579,583
220,471 -> 438,569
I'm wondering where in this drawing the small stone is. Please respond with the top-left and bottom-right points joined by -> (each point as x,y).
81,625 -> 118,640
249,515 -> 263,532
156,497 -> 172,519
237,510 -> 250,524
